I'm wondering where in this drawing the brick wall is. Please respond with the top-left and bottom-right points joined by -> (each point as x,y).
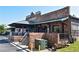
49,19 -> 71,34
63,19 -> 71,34
26,7 -> 70,22
40,7 -> 70,21
28,32 -> 58,49
10,36 -> 23,42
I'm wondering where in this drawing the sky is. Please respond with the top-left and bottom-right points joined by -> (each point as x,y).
0,6 -> 79,25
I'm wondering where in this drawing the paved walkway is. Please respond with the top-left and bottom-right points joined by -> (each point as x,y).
0,36 -> 23,52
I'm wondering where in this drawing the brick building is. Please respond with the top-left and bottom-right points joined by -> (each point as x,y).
9,6 -> 79,49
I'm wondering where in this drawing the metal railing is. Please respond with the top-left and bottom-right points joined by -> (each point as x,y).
10,32 -> 26,36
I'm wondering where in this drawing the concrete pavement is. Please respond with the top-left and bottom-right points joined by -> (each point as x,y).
0,36 -> 53,52
0,36 -> 23,52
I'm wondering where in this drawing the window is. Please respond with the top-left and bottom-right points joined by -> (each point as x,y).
71,22 -> 79,36
53,26 -> 62,33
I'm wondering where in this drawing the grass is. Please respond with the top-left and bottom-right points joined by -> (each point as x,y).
57,41 -> 79,52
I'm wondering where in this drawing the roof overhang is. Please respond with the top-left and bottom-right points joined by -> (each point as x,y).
9,17 -> 69,27
9,20 -> 30,26
30,17 -> 69,25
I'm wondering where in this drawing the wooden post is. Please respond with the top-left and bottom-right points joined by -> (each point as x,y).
50,25 -> 52,32
30,43 -> 33,51
47,25 -> 49,33
58,33 -> 60,44
61,22 -> 64,33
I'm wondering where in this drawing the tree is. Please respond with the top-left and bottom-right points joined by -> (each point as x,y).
0,24 -> 6,33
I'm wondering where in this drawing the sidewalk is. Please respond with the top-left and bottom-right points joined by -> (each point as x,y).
10,42 -> 52,52
10,42 -> 31,52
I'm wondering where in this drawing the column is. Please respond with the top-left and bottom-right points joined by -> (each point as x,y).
61,22 -> 64,33
50,25 -> 52,33
47,25 -> 50,33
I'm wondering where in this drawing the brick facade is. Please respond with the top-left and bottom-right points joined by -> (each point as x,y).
40,7 -> 69,21
10,36 -> 23,42
26,7 -> 70,22
63,19 -> 71,34
28,32 -> 69,49
10,6 -> 79,49
28,32 -> 58,49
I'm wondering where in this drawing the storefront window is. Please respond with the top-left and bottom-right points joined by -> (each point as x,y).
52,26 -> 62,33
